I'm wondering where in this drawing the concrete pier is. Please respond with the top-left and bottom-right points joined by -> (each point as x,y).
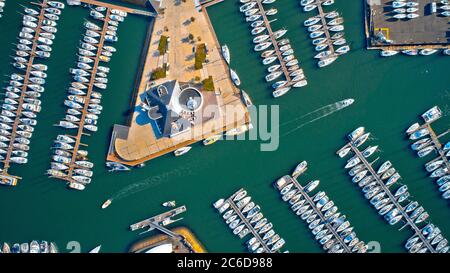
106,0 -> 250,166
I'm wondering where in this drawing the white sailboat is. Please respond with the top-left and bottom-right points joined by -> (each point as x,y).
221,45 -> 230,65
230,68 -> 241,86
174,146 -> 192,156
89,245 -> 101,253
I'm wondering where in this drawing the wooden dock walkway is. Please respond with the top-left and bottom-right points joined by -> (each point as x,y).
130,205 -> 187,231
226,188 -> 273,253
78,0 -> 157,17
56,9 -> 112,184
347,141 -> 436,253
421,123 -> 450,173
254,0 -> 293,84
408,110 -> 450,202
284,175 -> 354,253
313,0 -> 336,57
1,0 -> 50,182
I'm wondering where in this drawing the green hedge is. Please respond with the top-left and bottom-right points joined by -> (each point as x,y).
151,66 -> 166,80
194,44 -> 207,70
158,35 -> 168,55
202,76 -> 215,91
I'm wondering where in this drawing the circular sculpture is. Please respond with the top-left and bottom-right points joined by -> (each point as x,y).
177,86 -> 203,112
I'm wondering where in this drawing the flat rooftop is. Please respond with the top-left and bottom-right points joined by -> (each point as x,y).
367,0 -> 450,48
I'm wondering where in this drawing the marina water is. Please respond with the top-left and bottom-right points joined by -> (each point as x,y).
0,0 -> 449,252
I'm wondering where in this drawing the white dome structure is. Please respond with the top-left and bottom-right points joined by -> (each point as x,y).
145,243 -> 173,253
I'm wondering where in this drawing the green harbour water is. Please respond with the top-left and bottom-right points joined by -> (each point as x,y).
0,0 -> 449,253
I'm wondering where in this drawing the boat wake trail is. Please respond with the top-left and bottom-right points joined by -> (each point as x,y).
108,164 -> 194,202
281,98 -> 355,137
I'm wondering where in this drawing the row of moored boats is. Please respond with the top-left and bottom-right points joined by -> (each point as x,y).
47,6 -> 126,191
390,0 -> 450,18
388,1 -> 421,20
339,126 -> 448,253
381,0 -> 450,57
239,0 -> 308,98
220,46 -> 255,108
380,48 -> 450,57
302,0 -> 350,67
406,106 -> 450,200
1,241 -> 58,253
213,189 -> 286,253
0,1 -> 65,186
274,162 -> 368,253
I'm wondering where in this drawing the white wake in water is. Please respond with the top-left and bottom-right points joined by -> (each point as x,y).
281,98 -> 355,137
109,164 -> 194,202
